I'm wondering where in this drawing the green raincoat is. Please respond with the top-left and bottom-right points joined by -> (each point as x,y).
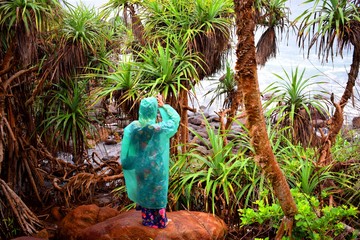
121,97 -> 180,209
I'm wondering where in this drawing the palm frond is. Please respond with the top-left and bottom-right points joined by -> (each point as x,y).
143,0 -> 233,78
255,0 -> 290,66
205,62 -> 236,109
296,0 -> 360,61
263,66 -> 329,147
256,26 -> 277,66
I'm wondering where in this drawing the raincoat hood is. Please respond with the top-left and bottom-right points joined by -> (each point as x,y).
139,97 -> 158,125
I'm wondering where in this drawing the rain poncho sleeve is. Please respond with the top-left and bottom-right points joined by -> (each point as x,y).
120,97 -> 180,209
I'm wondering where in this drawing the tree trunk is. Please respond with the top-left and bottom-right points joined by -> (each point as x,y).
225,89 -> 242,130
318,45 -> 360,165
179,86 -> 189,152
233,0 -> 298,237
129,4 -> 146,46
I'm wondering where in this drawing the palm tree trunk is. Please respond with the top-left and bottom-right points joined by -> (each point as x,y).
129,4 -> 146,46
233,0 -> 298,237
318,44 -> 360,165
179,86 -> 189,152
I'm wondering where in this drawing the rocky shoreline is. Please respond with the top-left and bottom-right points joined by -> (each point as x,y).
86,108 -> 360,164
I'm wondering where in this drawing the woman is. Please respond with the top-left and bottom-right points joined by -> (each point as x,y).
120,94 -> 180,228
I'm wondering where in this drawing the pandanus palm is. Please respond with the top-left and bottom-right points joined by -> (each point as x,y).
135,36 -> 202,150
101,0 -> 233,149
93,60 -> 142,120
38,3 -> 110,163
205,62 -> 236,111
254,0 -> 291,66
205,62 -> 238,132
144,0 -> 233,78
102,0 -> 145,46
47,2 -> 109,79
0,0 -> 60,235
0,0 -> 59,194
143,0 -> 233,148
263,67 -> 329,147
296,0 -> 360,165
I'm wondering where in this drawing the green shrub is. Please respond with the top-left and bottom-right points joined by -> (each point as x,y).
239,188 -> 358,239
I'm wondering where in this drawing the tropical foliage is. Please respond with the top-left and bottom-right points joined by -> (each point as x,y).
143,0 -> 233,78
296,0 -> 360,62
263,66 -> 329,147
0,0 -> 360,239
254,0 -> 291,66
41,79 -> 97,163
295,0 -> 360,165
168,118 -> 254,221
135,37 -> 201,104
91,59 -> 141,120
205,62 -> 237,110
239,188 -> 358,239
165,113 -> 360,238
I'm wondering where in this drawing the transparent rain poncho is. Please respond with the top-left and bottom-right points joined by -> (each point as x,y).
120,97 -> 180,209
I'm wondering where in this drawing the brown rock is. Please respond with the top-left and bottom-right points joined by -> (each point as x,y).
57,204 -> 119,240
77,209 -> 227,240
352,117 -> 360,129
35,229 -> 49,239
51,206 -> 66,222
58,204 -> 227,240
189,116 -> 204,126
11,238 -> 45,240
11,228 -> 51,240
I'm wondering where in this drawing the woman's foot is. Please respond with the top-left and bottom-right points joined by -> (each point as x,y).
165,219 -> 172,226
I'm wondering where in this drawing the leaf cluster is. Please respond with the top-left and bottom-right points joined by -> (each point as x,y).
41,78 -> 97,162
239,188 -> 359,239
263,66 -> 329,147
296,0 -> 360,61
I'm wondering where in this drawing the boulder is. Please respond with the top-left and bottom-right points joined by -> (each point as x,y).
188,115 -> 204,126
11,228 -> 51,240
78,209 -> 227,240
57,204 -> 119,240
58,205 -> 227,240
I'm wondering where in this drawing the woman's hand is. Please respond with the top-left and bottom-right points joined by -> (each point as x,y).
156,94 -> 164,107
